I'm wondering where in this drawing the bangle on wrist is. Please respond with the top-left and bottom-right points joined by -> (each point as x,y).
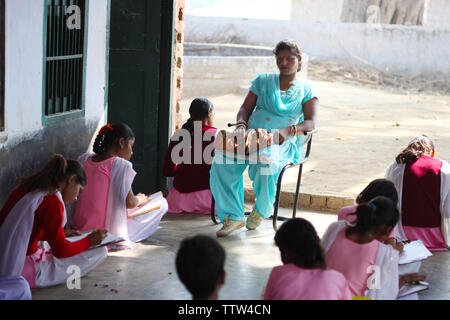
236,120 -> 248,129
289,125 -> 298,136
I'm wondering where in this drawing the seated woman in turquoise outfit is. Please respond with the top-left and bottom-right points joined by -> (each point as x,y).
211,39 -> 319,237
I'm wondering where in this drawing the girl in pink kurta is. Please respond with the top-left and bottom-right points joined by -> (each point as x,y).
263,218 -> 351,300
71,156 -> 115,231
385,136 -> 450,251
323,196 -> 426,299
337,179 -> 402,252
71,123 -> 168,247
325,226 -> 379,296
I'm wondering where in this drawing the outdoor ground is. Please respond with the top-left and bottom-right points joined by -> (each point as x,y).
180,78 -> 450,200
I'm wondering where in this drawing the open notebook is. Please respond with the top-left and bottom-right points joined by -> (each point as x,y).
397,282 -> 429,298
127,191 -> 164,219
399,240 -> 432,265
67,231 -> 124,248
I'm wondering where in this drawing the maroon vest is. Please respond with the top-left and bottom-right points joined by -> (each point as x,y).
402,155 -> 442,228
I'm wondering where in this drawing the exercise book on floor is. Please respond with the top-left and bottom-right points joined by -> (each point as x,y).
397,282 -> 429,298
67,231 -> 124,248
398,240 -> 432,264
127,191 -> 164,219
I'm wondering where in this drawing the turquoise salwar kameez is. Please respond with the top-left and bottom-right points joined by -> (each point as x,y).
210,73 -> 318,222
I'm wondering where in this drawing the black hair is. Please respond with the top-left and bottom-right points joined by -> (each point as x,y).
395,136 -> 435,164
355,179 -> 398,206
66,159 -> 87,187
274,218 -> 326,270
93,123 -> 135,154
18,154 -> 86,193
350,196 -> 399,234
273,39 -> 303,72
181,98 -> 214,133
175,235 -> 225,300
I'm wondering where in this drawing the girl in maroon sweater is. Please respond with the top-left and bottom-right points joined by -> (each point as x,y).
0,155 -> 107,289
163,98 -> 217,214
385,136 -> 450,251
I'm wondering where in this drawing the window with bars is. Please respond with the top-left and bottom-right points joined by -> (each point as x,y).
0,0 -> 4,132
43,0 -> 87,125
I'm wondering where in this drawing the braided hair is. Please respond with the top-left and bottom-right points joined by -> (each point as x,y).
181,98 -> 214,133
93,123 -> 135,154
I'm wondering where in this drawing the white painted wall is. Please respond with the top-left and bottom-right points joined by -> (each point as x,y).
424,0 -> 450,29
3,0 -> 44,144
0,0 -> 108,147
183,55 -> 308,98
84,0 -> 108,121
185,15 -> 450,77
290,0 -> 344,23
289,0 -> 450,29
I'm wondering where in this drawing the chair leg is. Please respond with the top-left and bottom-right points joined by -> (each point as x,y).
272,167 -> 287,231
292,164 -> 303,219
211,196 -> 219,224
273,188 -> 282,231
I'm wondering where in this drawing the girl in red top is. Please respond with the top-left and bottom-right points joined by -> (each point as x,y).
0,155 -> 107,289
163,98 -> 217,214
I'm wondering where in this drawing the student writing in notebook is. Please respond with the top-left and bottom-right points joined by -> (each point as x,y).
70,123 -> 168,248
337,178 -> 404,252
176,235 -> 226,300
385,136 -> 450,251
263,218 -> 351,300
322,196 -> 426,299
163,98 -> 217,214
0,155 -> 107,289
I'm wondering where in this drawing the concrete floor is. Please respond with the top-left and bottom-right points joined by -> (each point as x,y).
31,207 -> 449,300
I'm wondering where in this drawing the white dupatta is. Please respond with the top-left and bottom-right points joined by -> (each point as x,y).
78,153 -> 136,248
384,161 -> 408,241
385,160 -> 450,248
321,221 -> 399,300
439,161 -> 450,248
0,191 -> 46,277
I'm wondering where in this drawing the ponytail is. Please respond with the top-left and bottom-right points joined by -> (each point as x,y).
181,118 -> 198,133
350,196 -> 399,235
19,154 -> 68,193
352,204 -> 375,233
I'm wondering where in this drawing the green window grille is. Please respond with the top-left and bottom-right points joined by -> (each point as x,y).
0,0 -> 4,132
44,0 -> 87,123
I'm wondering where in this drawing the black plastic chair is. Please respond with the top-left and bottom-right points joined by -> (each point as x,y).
211,128 -> 317,231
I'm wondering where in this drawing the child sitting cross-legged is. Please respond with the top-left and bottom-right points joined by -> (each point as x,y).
322,196 -> 426,299
70,123 -> 168,248
338,178 -> 404,252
